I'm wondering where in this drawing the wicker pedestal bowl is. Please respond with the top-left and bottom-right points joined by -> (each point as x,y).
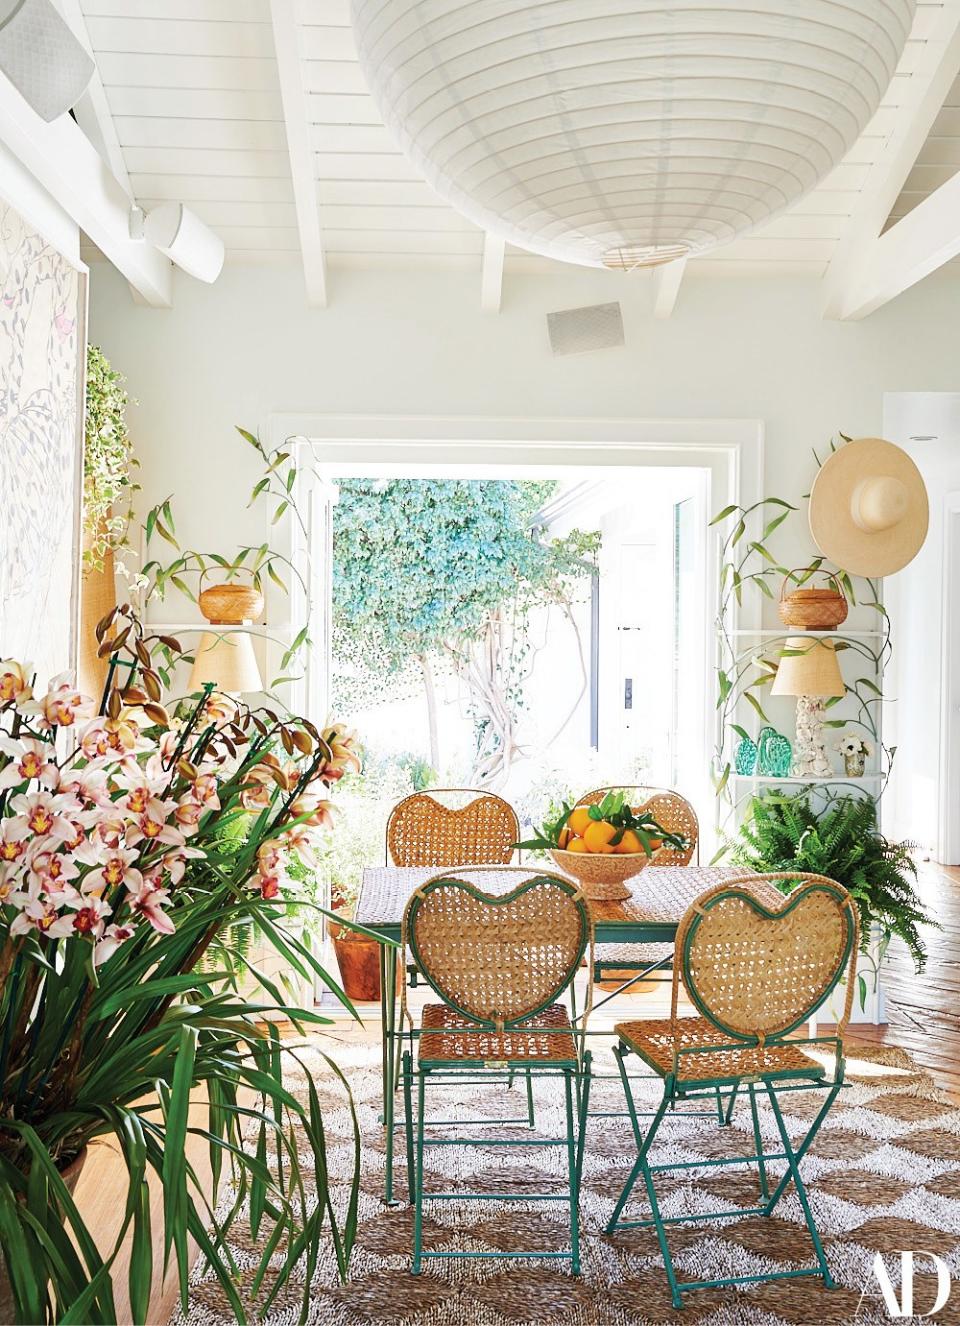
550,848 -> 652,901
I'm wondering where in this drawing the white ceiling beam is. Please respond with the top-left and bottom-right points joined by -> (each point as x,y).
835,169 -> 960,318
822,0 -> 960,320
269,0 -> 327,307
652,254 -> 687,319
55,0 -> 131,191
0,72 -> 172,306
480,231 -> 505,311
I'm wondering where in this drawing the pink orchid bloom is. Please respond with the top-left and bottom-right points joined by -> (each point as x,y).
27,848 -> 80,895
126,878 -> 175,934
257,842 -> 284,873
259,872 -> 283,901
63,891 -> 110,938
93,847 -> 141,891
0,818 -> 30,864
125,798 -> 186,849
161,846 -> 203,885
40,674 -> 95,729
89,816 -> 128,851
78,717 -> 140,762
0,660 -> 34,707
10,896 -> 75,939
0,865 -> 19,902
9,790 -> 81,842
174,797 -> 203,830
58,769 -> 111,807
286,796 -> 336,832
94,922 -> 136,965
190,773 -> 220,809
282,823 -> 318,865
0,736 -> 59,789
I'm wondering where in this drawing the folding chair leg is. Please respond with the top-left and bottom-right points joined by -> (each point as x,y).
764,1083 -> 835,1288
606,1085 -> 673,1232
748,1084 -> 769,1201
723,1081 -> 740,1125
575,1050 -> 593,1189
525,1068 -> 535,1128
412,1069 -> 427,1275
563,1067 -> 581,1275
402,1050 -> 415,1204
763,1083 -> 842,1213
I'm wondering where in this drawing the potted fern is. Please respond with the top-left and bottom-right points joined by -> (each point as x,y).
729,789 -> 931,1004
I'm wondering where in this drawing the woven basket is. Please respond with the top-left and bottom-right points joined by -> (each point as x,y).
550,848 -> 651,901
198,581 -> 265,625
778,569 -> 848,630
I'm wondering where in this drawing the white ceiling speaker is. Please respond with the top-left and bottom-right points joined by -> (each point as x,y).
351,0 -> 915,268
547,303 -> 624,356
134,203 -> 225,284
0,0 -> 94,121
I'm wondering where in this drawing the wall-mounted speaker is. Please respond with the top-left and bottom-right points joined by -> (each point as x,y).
0,0 -> 94,122
546,302 -> 625,356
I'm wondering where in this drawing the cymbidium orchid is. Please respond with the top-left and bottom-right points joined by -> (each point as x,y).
0,607 -> 361,1323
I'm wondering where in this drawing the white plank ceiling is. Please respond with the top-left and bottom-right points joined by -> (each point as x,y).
76,0 -> 960,277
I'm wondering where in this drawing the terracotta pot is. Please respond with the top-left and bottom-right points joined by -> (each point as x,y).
0,1147 -> 87,1322
329,920 -> 400,1002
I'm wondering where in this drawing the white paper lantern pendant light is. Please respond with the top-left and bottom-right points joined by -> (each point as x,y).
351,1 -> 916,268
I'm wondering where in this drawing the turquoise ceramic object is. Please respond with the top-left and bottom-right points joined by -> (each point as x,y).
735,735 -> 757,775
757,727 -> 793,777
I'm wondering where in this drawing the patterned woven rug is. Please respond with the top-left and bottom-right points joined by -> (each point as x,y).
170,1038 -> 960,1325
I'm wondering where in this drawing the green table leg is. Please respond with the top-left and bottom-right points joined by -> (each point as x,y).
380,939 -> 400,1204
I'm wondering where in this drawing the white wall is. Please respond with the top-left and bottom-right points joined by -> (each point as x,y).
0,141 -> 80,265
87,260 -> 960,840
88,261 -> 960,562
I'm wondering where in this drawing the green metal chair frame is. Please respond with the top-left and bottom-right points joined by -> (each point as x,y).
400,868 -> 594,1274
606,872 -> 859,1309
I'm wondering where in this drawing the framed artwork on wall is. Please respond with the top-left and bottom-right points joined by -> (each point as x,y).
0,197 -> 86,690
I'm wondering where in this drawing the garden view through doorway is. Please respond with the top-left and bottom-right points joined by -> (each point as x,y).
312,465 -> 710,915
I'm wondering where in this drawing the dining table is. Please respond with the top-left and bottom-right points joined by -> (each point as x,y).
355,862 -> 736,1202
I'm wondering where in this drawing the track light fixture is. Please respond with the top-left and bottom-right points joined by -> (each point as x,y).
130,203 -> 225,284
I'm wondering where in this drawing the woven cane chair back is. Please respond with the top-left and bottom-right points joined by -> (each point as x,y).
387,789 -> 519,868
673,873 -> 860,1042
576,786 -> 698,866
402,869 -> 592,1030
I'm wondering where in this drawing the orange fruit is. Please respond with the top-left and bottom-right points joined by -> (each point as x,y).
582,819 -> 617,853
565,837 -> 588,853
615,829 -> 643,854
566,807 -> 592,837
557,827 -> 573,849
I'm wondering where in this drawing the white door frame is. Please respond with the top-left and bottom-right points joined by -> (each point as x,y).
939,493 -> 960,864
267,412 -> 763,852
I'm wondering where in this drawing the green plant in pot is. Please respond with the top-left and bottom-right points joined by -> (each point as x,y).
729,790 -> 932,1003
0,609 -> 372,1324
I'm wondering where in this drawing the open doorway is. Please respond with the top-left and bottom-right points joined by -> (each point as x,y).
305,462 -> 710,912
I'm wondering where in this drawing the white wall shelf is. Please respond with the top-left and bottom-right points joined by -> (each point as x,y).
728,628 -> 884,639
730,773 -> 884,785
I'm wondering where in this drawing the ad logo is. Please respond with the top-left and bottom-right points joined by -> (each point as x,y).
856,1251 -> 952,1319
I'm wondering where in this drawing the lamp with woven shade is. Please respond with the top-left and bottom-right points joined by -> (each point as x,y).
771,638 -> 845,779
188,579 -> 264,696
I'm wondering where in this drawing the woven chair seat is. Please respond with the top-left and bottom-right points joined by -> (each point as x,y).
616,1016 -> 826,1085
419,1002 -> 578,1065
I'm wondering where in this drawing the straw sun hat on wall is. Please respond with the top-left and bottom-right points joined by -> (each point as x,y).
808,437 -> 929,578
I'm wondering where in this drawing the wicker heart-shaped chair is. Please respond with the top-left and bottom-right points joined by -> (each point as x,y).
607,872 -> 859,1310
386,789 -> 519,868
400,868 -> 594,1274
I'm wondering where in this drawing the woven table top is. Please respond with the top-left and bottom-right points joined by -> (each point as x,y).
356,864 -> 734,935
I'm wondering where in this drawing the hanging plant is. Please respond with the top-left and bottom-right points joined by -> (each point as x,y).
82,344 -> 139,572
